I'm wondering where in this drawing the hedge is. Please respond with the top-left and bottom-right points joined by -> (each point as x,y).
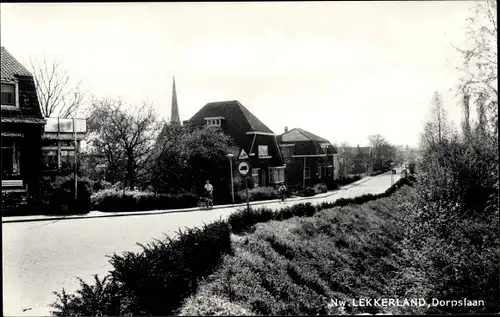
229,176 -> 413,234
51,176 -> 414,316
369,169 -> 391,177
91,189 -> 199,212
236,187 -> 279,203
51,220 -> 231,316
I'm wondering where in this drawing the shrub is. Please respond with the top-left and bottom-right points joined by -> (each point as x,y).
1,191 -> 26,209
236,186 -> 279,202
91,189 -> 199,212
337,175 -> 362,186
51,220 -> 232,316
369,169 -> 389,177
178,291 -> 253,316
324,178 -> 339,190
229,203 -> 317,234
92,180 -> 112,192
313,183 -> 328,194
303,187 -> 316,197
49,176 -> 94,214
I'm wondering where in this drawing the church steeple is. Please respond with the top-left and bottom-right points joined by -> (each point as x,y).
171,76 -> 180,124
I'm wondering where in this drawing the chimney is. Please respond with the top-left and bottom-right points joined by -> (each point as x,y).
284,126 -> 288,133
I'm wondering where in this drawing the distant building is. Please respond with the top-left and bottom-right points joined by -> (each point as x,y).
189,100 -> 285,187
277,127 -> 347,188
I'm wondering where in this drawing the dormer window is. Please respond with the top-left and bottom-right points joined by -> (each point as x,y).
204,116 -> 224,127
1,82 -> 18,108
320,143 -> 330,153
207,119 -> 221,126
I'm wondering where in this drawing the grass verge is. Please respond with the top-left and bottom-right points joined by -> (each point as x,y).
178,185 -> 424,315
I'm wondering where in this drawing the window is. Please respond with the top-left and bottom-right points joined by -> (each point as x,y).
320,143 -> 330,153
1,139 -> 20,177
258,145 -> 269,158
280,146 -> 294,158
269,167 -> 285,184
304,167 -> 311,179
252,168 -> 260,187
1,83 -> 17,107
318,164 -> 322,178
61,150 -> 75,165
326,165 -> 333,177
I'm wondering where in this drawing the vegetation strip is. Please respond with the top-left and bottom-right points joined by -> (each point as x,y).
50,177 -> 411,316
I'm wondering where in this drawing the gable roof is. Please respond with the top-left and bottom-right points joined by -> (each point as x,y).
341,146 -> 372,155
1,47 -> 32,81
280,128 -> 330,143
189,100 -> 274,134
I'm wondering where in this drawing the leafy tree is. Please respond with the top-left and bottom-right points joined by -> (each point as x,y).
86,98 -> 161,189
367,134 -> 396,171
150,125 -> 238,201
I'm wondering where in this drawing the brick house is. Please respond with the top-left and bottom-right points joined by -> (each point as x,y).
277,127 -> 346,189
188,100 -> 285,188
1,47 -> 87,200
1,47 -> 46,196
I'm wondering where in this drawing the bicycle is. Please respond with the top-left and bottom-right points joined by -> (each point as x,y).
197,196 -> 213,209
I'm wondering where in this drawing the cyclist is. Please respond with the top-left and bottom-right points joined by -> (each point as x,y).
204,180 -> 214,208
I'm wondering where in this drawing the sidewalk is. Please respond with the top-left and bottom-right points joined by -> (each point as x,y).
2,174 -> 379,224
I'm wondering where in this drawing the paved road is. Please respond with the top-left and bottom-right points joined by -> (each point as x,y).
3,171 -> 400,316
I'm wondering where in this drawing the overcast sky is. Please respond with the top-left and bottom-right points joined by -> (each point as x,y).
1,2 -> 476,147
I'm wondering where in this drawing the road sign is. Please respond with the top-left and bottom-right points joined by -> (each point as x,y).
238,148 -> 249,160
238,161 -> 250,176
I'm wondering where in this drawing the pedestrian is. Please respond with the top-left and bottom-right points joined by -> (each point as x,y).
278,182 -> 287,203
204,180 -> 214,207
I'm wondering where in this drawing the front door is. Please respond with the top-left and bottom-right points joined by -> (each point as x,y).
260,169 -> 267,187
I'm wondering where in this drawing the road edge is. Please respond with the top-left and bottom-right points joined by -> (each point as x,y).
2,172 -> 390,224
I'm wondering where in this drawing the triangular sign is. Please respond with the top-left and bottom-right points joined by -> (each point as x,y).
238,148 -> 249,160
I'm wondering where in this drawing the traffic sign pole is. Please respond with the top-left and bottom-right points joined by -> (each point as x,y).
237,148 -> 250,211
245,176 -> 250,211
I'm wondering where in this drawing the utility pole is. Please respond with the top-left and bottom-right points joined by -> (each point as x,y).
303,157 -> 306,190
227,153 -> 235,204
73,118 -> 78,200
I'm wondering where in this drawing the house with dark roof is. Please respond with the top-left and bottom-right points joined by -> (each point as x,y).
1,46 -> 46,196
277,127 -> 347,188
189,100 -> 285,187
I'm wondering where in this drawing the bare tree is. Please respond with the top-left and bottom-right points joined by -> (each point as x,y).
86,98 -> 162,190
30,57 -> 87,118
